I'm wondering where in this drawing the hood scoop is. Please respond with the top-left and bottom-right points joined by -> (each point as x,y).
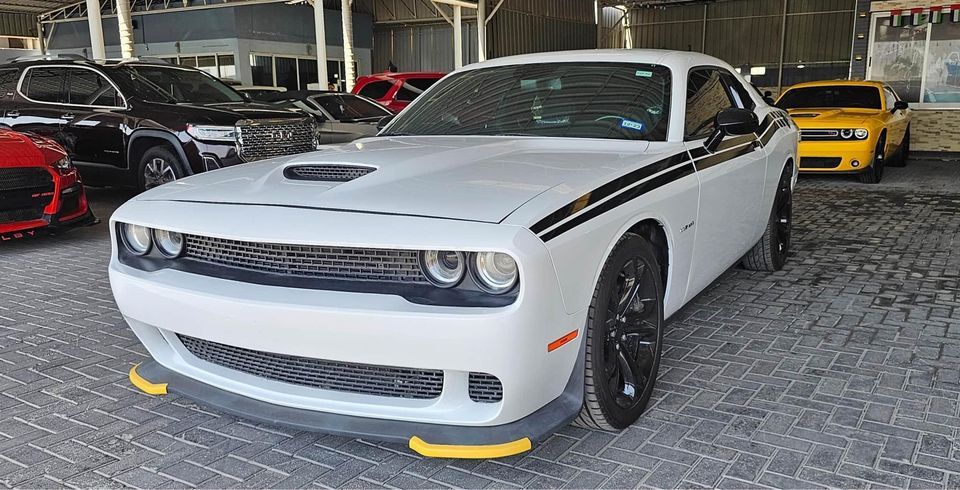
283,164 -> 376,182
790,113 -> 820,118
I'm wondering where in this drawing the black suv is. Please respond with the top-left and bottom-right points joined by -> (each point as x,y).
0,57 -> 317,190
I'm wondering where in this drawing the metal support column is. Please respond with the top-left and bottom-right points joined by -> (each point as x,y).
477,0 -> 486,62
314,0 -> 329,90
453,5 -> 463,69
85,0 -> 105,59
342,0 -> 355,91
116,0 -> 135,58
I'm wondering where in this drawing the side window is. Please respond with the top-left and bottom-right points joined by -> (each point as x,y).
395,78 -> 436,102
68,68 -> 120,107
22,67 -> 67,103
720,72 -> 756,110
357,80 -> 392,100
883,87 -> 897,110
685,68 -> 735,140
0,68 -> 19,99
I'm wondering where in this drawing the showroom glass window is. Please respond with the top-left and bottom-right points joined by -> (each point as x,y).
386,63 -> 671,141
685,68 -> 735,140
868,14 -> 960,106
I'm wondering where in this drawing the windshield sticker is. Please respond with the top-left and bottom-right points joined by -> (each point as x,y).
635,70 -> 654,78
620,119 -> 644,132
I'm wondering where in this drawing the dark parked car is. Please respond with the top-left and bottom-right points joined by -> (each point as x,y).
254,90 -> 391,143
0,57 -> 317,190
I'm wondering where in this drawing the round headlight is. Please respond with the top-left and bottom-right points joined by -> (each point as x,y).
840,129 -> 854,139
153,229 -> 184,258
420,250 -> 465,288
473,252 -> 518,294
121,223 -> 152,255
854,128 -> 869,140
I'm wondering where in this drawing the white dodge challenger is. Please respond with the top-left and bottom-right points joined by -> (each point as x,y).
111,50 -> 798,459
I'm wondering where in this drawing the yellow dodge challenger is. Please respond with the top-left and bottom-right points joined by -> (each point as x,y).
776,80 -> 911,184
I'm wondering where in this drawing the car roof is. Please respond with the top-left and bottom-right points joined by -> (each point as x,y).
359,71 -> 446,81
784,80 -> 886,91
457,49 -> 736,73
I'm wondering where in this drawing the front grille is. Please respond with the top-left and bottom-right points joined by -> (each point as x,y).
283,164 -> 375,182
800,129 -> 839,140
800,157 -> 842,169
178,334 -> 444,399
184,234 -> 429,284
468,372 -> 503,403
0,167 -> 53,224
0,207 -> 44,224
237,118 -> 316,161
0,167 -> 51,191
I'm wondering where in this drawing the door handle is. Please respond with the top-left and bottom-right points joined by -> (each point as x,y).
7,110 -> 19,118
60,113 -> 76,120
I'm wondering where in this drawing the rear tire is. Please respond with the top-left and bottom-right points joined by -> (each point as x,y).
138,146 -> 184,191
575,233 -> 664,431
741,163 -> 792,272
859,136 -> 885,184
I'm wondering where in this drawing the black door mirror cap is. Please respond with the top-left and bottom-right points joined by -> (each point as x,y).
704,108 -> 759,152
893,100 -> 909,112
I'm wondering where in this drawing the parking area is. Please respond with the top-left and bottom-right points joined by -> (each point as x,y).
1,159 -> 960,488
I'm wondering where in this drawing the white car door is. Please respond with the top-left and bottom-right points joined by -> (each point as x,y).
683,67 -> 768,301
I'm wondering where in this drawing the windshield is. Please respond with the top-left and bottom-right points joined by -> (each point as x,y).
122,65 -> 246,103
311,94 -> 390,121
385,63 -> 672,141
778,85 -> 882,110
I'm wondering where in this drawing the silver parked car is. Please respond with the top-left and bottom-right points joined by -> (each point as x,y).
255,90 -> 392,144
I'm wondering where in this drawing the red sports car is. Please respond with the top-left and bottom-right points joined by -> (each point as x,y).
0,129 -> 95,240
353,72 -> 445,113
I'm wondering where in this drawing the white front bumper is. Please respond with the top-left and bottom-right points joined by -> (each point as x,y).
109,200 -> 585,427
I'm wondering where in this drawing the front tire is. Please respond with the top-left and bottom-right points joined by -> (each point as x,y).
741,163 -> 792,272
890,127 -> 910,167
138,146 -> 184,191
576,233 -> 664,431
859,136 -> 885,184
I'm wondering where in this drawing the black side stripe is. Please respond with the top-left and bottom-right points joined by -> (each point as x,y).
529,151 -> 689,234
694,142 -> 756,171
540,163 -> 695,242
532,111 -> 789,242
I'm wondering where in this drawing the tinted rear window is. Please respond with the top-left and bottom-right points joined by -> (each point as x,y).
23,67 -> 66,103
778,86 -> 882,109
395,78 -> 438,102
0,68 -> 19,97
357,80 -> 393,100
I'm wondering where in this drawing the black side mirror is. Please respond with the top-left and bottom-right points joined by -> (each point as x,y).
893,100 -> 909,112
705,108 -> 759,151
377,115 -> 395,132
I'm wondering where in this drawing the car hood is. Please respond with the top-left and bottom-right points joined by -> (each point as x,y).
786,108 -> 882,126
0,130 -> 66,168
138,136 -> 658,223
134,100 -> 307,126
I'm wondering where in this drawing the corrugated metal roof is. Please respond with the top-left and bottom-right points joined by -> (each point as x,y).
0,11 -> 38,36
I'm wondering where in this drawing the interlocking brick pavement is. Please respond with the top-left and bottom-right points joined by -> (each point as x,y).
1,160 -> 959,488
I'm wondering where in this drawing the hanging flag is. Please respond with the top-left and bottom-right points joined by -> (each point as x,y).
912,8 -> 927,26
890,9 -> 908,26
930,5 -> 944,23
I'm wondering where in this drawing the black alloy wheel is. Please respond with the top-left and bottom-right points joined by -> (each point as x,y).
577,233 -> 664,431
773,165 -> 792,259
741,163 -> 793,272
139,146 -> 184,191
